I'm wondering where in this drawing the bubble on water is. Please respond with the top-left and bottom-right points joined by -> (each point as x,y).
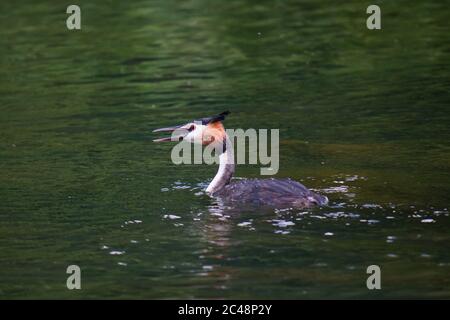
124,219 -> 142,225
238,221 -> 252,227
346,193 -> 356,198
274,208 -> 292,214
161,188 -> 169,192
386,236 -> 397,243
322,186 -> 349,193
274,230 -> 290,235
315,262 -> 328,267
345,175 -> 359,182
325,212 -> 345,219
110,251 -> 125,255
202,265 -> 213,271
163,265 -> 175,269
101,245 -> 109,250
421,218 -> 435,223
387,253 -> 398,258
272,220 -> 295,228
324,212 -> 360,219
324,232 -> 334,236
174,185 -> 190,190
210,212 -> 223,217
362,204 -> 382,209
163,214 -> 181,220
117,262 -> 127,266
331,202 -> 346,208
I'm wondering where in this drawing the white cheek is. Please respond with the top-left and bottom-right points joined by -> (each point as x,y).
185,126 -> 205,144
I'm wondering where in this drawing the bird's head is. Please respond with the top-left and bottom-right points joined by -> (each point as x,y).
153,111 -> 229,147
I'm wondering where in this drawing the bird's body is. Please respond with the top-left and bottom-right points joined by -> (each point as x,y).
153,111 -> 328,209
214,178 -> 328,208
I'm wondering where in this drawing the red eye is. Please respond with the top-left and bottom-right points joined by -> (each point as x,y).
188,124 -> 196,132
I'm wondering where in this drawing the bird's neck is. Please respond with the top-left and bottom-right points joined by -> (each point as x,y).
206,136 -> 235,194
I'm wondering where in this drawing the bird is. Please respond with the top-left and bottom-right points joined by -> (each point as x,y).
153,111 -> 328,209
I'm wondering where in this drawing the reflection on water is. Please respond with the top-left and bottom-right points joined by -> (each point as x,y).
0,0 -> 450,298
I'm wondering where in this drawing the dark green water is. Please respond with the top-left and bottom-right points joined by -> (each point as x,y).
1,0 -> 450,299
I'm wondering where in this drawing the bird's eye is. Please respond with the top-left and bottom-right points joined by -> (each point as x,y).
188,124 -> 196,132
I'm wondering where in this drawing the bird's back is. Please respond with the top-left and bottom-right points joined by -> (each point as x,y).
213,178 -> 328,209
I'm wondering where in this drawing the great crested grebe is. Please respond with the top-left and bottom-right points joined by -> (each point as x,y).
153,111 -> 328,209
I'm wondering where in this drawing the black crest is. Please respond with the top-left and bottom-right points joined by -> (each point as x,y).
197,111 -> 230,125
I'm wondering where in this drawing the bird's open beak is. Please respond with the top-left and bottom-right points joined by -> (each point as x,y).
153,125 -> 187,142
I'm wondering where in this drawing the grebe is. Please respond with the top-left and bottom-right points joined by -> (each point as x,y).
153,111 -> 328,209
